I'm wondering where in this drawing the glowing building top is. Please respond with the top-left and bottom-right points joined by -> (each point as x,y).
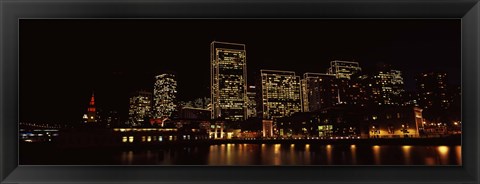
327,60 -> 362,79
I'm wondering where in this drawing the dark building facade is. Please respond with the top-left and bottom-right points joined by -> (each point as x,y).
333,66 -> 406,107
246,85 -> 258,118
370,69 -> 405,106
415,72 -> 449,121
128,90 -> 153,127
276,105 -> 423,139
339,74 -> 370,106
178,107 -> 211,120
301,73 -> 337,112
415,72 -> 449,110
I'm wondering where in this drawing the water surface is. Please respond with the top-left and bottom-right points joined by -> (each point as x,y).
21,144 -> 461,165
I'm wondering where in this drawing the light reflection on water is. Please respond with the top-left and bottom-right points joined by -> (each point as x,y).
350,145 -> 357,165
456,146 -> 462,165
117,144 -> 461,165
402,145 -> 412,165
326,144 -> 332,165
437,146 -> 449,165
372,145 -> 381,165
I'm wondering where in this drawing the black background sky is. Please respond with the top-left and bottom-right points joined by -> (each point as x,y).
19,19 -> 460,123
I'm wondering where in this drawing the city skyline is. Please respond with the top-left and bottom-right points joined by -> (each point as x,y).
20,19 -> 460,123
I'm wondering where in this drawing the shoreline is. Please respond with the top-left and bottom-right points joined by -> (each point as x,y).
21,136 -> 461,150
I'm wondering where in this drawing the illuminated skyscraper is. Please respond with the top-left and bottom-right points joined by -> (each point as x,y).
342,74 -> 370,106
246,86 -> 258,118
301,73 -> 337,112
128,90 -> 152,127
211,41 -> 247,121
327,60 -> 362,79
154,73 -> 177,118
371,69 -> 405,106
261,70 -> 302,119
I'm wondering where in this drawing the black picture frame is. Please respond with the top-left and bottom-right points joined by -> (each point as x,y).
1,0 -> 478,183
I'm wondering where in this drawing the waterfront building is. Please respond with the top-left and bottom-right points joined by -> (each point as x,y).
128,90 -> 153,127
262,119 -> 274,138
365,106 -> 424,138
153,73 -> 177,118
276,105 -> 424,139
210,41 -> 248,121
276,106 -> 362,139
260,70 -> 302,119
57,127 -> 210,147
84,93 -> 96,123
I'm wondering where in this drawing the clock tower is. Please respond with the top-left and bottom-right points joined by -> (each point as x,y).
86,93 -> 96,123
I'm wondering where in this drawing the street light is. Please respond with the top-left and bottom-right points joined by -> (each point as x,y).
371,126 -> 379,138
401,124 -> 409,138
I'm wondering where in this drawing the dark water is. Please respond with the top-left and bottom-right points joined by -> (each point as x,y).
21,144 -> 461,165
115,144 -> 461,165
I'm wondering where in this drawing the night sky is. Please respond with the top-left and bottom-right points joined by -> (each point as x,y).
19,19 -> 461,123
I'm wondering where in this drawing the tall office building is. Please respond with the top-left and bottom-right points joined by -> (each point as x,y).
301,73 -> 337,112
326,60 -> 363,106
246,85 -> 258,118
447,85 -> 461,122
128,90 -> 153,127
154,73 -> 177,118
327,60 -> 362,79
415,72 -> 449,110
344,74 -> 371,106
370,70 -> 405,106
211,41 -> 248,121
105,110 -> 119,128
261,70 -> 302,119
